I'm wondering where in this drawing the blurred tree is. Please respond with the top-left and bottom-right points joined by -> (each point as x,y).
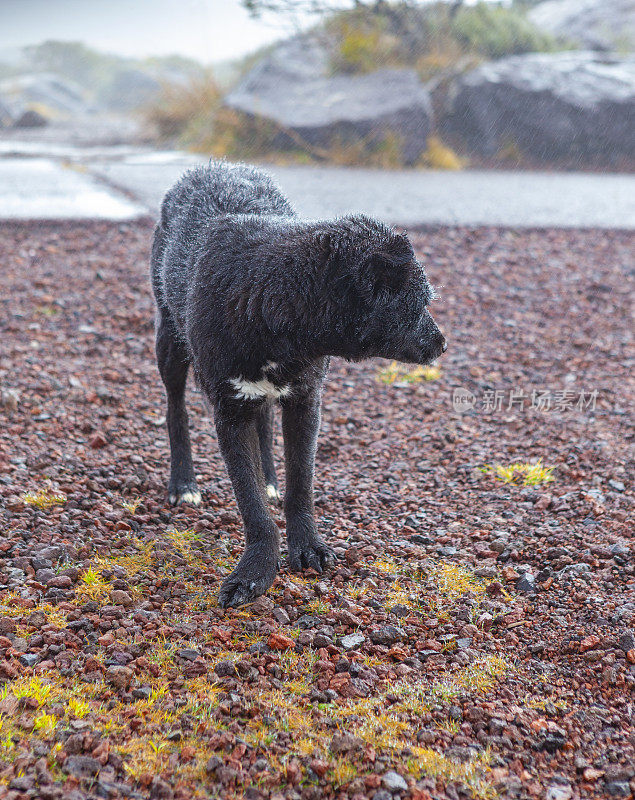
241,1 -> 469,20
243,1 -> 412,16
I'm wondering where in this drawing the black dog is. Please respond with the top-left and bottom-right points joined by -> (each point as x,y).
150,161 -> 446,607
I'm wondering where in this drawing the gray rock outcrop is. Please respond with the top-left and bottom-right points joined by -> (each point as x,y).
0,96 -> 13,128
442,51 -> 635,165
224,36 -> 433,164
100,69 -> 162,111
529,0 -> 635,52
0,72 -> 92,123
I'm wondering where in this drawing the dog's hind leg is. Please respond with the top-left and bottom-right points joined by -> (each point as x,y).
156,311 -> 200,505
257,403 -> 280,503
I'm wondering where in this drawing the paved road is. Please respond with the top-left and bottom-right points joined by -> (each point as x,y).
0,157 -> 145,220
1,143 -> 635,228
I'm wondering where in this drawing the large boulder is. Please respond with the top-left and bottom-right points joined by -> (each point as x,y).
224,36 -> 433,165
99,69 -> 162,111
442,52 -> 635,165
0,72 -> 92,123
0,96 -> 13,128
529,0 -> 635,52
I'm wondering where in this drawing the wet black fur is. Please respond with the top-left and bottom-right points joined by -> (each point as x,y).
150,160 -> 446,607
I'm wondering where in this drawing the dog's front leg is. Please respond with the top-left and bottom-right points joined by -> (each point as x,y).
214,405 -> 280,607
282,389 -> 335,573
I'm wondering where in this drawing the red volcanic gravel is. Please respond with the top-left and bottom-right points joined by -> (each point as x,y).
0,219 -> 632,800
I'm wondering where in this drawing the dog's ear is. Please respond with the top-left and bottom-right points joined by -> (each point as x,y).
359,251 -> 414,299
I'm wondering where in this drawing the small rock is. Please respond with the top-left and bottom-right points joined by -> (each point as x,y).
381,771 -> 408,792
27,610 -> 47,628
489,718 -> 506,735
268,632 -> 294,650
110,589 -> 133,607
515,573 -> 535,593
330,733 -> 363,754
272,607 -> 290,625
47,575 -> 72,589
250,596 -> 274,614
545,784 -> 572,800
583,768 -> 604,781
340,633 -> 365,650
608,479 -> 625,492
0,618 -> 16,635
0,660 -> 17,680
105,665 -> 133,690
313,633 -> 333,648
538,728 -> 567,752
0,388 -> 20,410
89,432 -> 108,449
65,755 -> 101,779
410,534 -> 432,545
18,653 -> 39,667
296,614 -> 320,629
387,603 -> 411,617
370,625 -> 404,646
214,659 -> 237,677
205,755 -> 223,773
176,648 -> 200,662
605,783 -> 631,798
9,776 -> 34,791
150,776 -> 174,799
610,543 -> 629,559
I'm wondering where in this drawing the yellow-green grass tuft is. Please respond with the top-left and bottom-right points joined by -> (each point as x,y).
482,459 -> 554,486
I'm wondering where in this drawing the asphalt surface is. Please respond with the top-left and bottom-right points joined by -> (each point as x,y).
1,142 -> 635,228
94,155 -> 635,229
0,157 -> 145,220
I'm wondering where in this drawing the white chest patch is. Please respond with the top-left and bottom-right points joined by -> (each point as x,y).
229,376 -> 291,401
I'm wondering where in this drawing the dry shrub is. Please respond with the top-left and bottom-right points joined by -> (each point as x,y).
142,71 -> 221,142
420,136 -> 465,170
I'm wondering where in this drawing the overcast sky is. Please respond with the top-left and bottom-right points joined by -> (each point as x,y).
0,0 -> 494,64
0,0 -> 342,63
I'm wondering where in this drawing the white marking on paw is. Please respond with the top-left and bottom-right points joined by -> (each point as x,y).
177,490 -> 201,505
229,376 -> 291,401
266,484 -> 281,501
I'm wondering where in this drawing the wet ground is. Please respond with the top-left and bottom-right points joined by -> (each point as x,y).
0,219 -> 632,800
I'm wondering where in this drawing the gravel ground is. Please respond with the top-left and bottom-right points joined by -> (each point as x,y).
0,220 -> 633,800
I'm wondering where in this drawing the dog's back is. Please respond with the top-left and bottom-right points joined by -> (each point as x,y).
159,161 -> 293,230
151,161 -> 294,329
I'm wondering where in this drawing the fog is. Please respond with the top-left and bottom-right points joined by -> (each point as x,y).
1,0 -> 500,63
0,0 -> 301,63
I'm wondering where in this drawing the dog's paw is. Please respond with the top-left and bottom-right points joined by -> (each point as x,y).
168,482 -> 201,506
218,573 -> 273,608
287,537 -> 335,574
265,484 -> 282,504
218,544 -> 279,608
